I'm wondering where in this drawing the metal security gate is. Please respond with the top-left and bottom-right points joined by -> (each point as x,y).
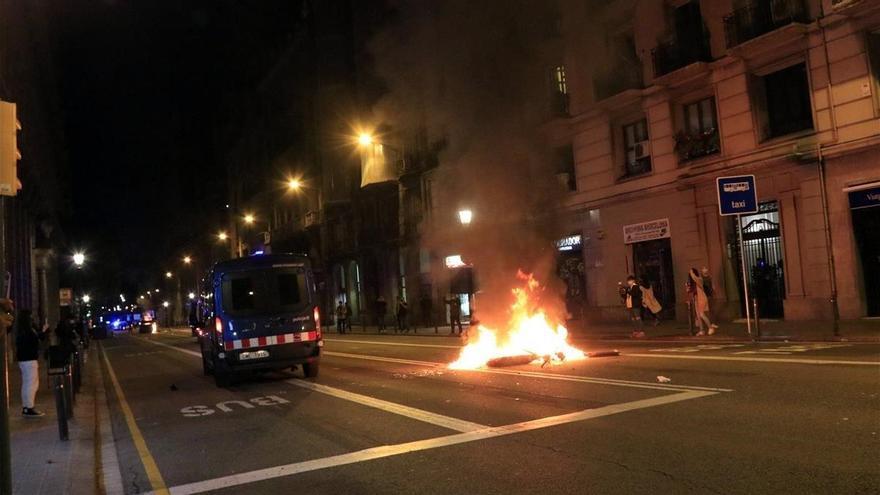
735,202 -> 786,318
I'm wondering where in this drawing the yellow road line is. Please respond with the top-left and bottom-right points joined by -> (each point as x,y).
101,344 -> 169,494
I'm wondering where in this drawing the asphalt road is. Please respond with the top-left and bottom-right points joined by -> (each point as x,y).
98,330 -> 880,494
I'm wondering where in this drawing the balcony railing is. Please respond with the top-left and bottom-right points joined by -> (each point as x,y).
593,65 -> 643,102
673,128 -> 720,162
724,0 -> 809,48
652,35 -> 711,77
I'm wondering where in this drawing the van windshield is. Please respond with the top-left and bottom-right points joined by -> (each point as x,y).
221,268 -> 310,316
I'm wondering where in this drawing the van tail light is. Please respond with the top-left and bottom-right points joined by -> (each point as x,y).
313,307 -> 321,338
214,317 -> 223,338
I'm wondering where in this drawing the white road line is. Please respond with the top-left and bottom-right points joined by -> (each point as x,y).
286,379 -> 486,432
324,351 -> 733,393
325,338 -> 462,349
138,337 -> 485,432
153,390 -> 716,495
627,353 -> 880,366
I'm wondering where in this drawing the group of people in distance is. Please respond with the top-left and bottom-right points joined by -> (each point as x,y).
620,267 -> 718,338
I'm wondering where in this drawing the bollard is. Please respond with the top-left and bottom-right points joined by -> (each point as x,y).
753,298 -> 761,338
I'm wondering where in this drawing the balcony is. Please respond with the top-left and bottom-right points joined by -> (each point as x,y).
673,128 -> 720,162
593,65 -> 643,102
724,0 -> 809,48
652,36 -> 711,78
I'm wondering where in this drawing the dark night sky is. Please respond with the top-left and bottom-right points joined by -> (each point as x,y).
55,0 -> 303,298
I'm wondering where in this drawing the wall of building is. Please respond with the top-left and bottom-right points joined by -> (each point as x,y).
554,0 -> 880,322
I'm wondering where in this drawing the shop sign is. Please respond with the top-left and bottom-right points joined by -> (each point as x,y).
445,254 -> 467,268
556,234 -> 582,251
623,218 -> 670,244
848,186 -> 880,210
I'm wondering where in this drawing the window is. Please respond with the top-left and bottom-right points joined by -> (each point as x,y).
866,30 -> 880,114
622,119 -> 651,178
675,97 -> 719,161
555,145 -> 577,191
225,276 -> 256,313
550,65 -> 570,115
760,63 -> 813,139
276,273 -> 303,307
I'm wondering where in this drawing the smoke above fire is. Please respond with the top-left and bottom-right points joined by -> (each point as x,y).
368,0 -> 572,328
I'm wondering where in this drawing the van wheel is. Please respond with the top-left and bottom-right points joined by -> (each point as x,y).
202,353 -> 212,376
213,356 -> 232,387
302,361 -> 319,378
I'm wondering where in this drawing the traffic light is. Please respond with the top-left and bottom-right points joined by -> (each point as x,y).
0,101 -> 21,197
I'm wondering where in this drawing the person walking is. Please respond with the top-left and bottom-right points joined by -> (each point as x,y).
16,309 -> 49,418
396,296 -> 409,333
446,295 -> 463,335
376,295 -> 387,332
641,280 -> 663,326
623,275 -> 645,338
689,268 -> 718,336
335,301 -> 347,334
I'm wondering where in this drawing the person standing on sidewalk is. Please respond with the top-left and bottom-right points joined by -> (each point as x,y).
396,296 -> 409,333
16,310 -> 48,418
689,268 -> 718,336
376,296 -> 387,332
446,295 -> 463,335
624,276 -> 645,338
335,301 -> 347,334
344,301 -> 353,332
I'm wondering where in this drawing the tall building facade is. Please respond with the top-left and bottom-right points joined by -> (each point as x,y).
550,0 -> 880,322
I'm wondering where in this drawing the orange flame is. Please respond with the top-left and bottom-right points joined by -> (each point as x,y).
449,271 -> 585,369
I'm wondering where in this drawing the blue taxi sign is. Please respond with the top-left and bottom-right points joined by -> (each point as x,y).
717,175 -> 758,216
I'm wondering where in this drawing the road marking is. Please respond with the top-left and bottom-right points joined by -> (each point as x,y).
139,337 -> 485,431
325,338 -> 462,349
101,344 -> 169,494
323,351 -> 732,393
287,379 -> 487,432
151,389 -> 715,495
627,353 -> 880,366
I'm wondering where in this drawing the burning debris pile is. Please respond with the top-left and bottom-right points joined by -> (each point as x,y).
449,271 -> 586,370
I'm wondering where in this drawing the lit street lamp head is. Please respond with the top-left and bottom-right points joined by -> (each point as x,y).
287,178 -> 302,191
82,295 -> 90,304
357,133 -> 373,147
458,209 -> 473,225
72,252 -> 85,267
244,214 -> 255,224
162,301 -> 169,308
188,292 -> 195,300
217,231 -> 228,241
165,271 -> 172,279
183,256 -> 192,264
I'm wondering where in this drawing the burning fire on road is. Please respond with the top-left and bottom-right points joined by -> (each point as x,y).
449,271 -> 586,370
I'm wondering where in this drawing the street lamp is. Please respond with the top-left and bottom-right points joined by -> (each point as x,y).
217,231 -> 228,241
162,301 -> 169,308
458,209 -> 473,225
183,256 -> 192,265
82,294 -> 90,304
165,271 -> 172,279
357,133 -> 374,146
188,292 -> 195,300
244,213 -> 255,224
72,252 -> 85,268
287,178 -> 303,191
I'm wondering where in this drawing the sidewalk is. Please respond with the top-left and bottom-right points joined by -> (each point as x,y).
316,318 -> 880,343
8,344 -> 100,495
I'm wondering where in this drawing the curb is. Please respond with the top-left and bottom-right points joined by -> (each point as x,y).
95,344 -> 124,495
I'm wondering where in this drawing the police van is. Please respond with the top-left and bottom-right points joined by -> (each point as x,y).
197,253 -> 322,387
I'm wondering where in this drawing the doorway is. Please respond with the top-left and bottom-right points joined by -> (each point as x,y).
851,200 -> 880,316
735,202 -> 786,319
632,238 -> 676,319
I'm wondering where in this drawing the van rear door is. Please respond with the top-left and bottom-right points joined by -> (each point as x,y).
219,267 -> 315,344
